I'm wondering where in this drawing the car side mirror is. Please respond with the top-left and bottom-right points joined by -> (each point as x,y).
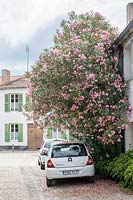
41,149 -> 48,156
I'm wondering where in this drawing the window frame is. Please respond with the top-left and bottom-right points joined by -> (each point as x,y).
10,94 -> 19,111
10,124 -> 19,142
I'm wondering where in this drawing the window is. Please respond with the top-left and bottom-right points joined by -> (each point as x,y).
11,94 -> 19,111
51,143 -> 87,158
5,124 -> 23,142
10,124 -> 18,141
5,94 -> 23,112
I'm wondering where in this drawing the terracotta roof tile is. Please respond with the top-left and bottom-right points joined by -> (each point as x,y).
0,75 -> 22,85
0,75 -> 29,89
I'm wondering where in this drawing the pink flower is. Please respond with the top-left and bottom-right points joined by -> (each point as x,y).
53,48 -> 61,55
80,54 -> 87,60
113,56 -> 118,62
74,48 -> 80,55
94,33 -> 98,37
27,86 -> 33,96
111,131 -> 115,135
59,32 -> 64,38
70,104 -> 79,111
79,115 -> 84,119
86,73 -> 95,79
79,96 -> 84,101
98,117 -> 104,123
95,12 -> 104,18
42,64 -> 47,70
101,34 -> 107,40
61,93 -> 68,100
97,42 -> 103,47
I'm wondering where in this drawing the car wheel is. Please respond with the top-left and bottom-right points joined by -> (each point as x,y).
86,176 -> 95,183
46,177 -> 53,187
38,160 -> 40,166
40,163 -> 45,170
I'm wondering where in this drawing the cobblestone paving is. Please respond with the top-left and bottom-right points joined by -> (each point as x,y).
0,151 -> 132,200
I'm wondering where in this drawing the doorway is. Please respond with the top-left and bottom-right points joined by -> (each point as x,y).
27,123 -> 43,149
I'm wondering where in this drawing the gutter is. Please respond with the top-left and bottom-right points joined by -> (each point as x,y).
113,19 -> 133,45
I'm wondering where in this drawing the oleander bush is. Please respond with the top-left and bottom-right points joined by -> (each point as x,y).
29,11 -> 130,146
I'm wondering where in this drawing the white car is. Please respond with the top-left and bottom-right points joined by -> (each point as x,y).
38,138 -> 66,170
45,141 -> 95,187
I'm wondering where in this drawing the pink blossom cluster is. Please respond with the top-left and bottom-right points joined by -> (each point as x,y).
70,104 -> 79,111
86,73 -> 95,80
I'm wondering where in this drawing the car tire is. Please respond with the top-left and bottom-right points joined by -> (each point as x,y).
40,163 -> 45,170
38,160 -> 40,166
46,177 -> 53,187
86,176 -> 95,183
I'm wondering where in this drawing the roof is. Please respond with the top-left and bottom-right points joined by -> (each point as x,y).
113,19 -> 133,45
0,75 -> 22,85
0,76 -> 29,90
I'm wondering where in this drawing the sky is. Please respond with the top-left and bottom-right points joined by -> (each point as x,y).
0,0 -> 132,75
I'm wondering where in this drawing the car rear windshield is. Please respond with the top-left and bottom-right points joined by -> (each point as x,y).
51,143 -> 87,158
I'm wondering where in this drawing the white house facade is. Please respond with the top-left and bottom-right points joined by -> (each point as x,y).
0,69 -> 69,149
114,3 -> 133,151
0,69 -> 33,149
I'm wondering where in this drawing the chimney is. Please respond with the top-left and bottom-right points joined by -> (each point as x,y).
2,69 -> 10,83
126,3 -> 133,25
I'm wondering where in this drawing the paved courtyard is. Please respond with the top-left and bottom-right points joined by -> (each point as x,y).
0,151 -> 132,200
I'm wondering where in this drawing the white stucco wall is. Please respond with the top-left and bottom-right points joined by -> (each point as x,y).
123,36 -> 133,151
129,80 -> 133,121
0,87 -> 32,147
123,46 -> 131,80
127,60 -> 133,150
125,123 -> 133,151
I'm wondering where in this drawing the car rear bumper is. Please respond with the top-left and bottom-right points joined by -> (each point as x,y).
46,165 -> 95,179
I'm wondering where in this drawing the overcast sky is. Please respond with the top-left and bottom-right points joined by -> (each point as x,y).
0,0 -> 132,75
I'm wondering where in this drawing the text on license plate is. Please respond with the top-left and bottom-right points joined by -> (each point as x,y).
62,170 -> 79,175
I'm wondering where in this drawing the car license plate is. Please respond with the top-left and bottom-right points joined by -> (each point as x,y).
62,170 -> 78,175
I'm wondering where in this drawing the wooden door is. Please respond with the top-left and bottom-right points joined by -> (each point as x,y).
27,123 -> 43,149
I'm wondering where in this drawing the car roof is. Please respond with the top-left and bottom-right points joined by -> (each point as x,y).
43,138 -> 65,142
51,140 -> 84,146
42,138 -> 68,145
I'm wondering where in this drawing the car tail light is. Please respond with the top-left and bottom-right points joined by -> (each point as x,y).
86,156 -> 93,165
47,159 -> 55,168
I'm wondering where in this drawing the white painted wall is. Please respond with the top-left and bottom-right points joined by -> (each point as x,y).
123,36 -> 133,151
127,77 -> 133,148
125,123 -> 133,151
129,80 -> 133,121
124,46 -> 131,80
0,87 -> 32,147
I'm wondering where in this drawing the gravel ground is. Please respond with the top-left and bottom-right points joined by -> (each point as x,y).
0,151 -> 132,200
